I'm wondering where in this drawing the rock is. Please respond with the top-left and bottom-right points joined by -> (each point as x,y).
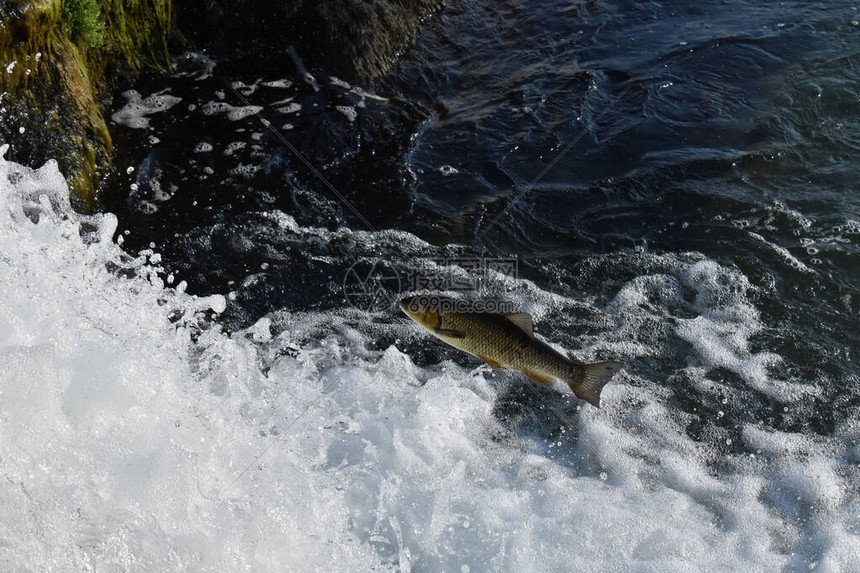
0,0 -> 440,208
175,0 -> 443,82
0,0 -> 172,210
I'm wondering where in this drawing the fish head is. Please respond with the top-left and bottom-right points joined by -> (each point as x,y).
399,296 -> 441,330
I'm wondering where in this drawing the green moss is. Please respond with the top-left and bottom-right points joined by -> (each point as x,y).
99,0 -> 173,74
62,0 -> 105,48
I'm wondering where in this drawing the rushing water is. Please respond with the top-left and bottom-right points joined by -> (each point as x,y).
3,0 -> 860,569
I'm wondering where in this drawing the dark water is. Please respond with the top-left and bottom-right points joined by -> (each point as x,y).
106,0 -> 860,442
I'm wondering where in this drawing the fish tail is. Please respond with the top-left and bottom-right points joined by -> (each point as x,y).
566,361 -> 622,408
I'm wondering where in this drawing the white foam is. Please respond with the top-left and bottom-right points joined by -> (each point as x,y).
336,105 -> 357,122
202,101 -> 263,121
0,148 -> 854,570
224,141 -> 247,156
275,102 -> 301,115
748,231 -> 812,274
231,79 -> 262,96
350,86 -> 388,102
329,76 -> 352,89
228,163 -> 261,178
262,79 -> 293,89
111,90 -> 182,129
674,260 -> 818,401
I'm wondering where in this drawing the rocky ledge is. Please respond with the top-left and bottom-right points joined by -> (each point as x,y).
0,0 -> 441,210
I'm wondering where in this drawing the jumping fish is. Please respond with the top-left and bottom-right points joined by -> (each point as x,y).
400,296 -> 622,407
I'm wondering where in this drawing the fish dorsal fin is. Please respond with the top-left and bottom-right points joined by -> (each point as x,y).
505,313 -> 534,337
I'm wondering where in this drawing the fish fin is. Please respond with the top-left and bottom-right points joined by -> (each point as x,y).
479,355 -> 503,369
504,313 -> 534,336
566,361 -> 622,408
524,370 -> 555,385
434,328 -> 466,338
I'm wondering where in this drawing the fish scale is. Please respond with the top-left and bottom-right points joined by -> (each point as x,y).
439,312 -> 581,382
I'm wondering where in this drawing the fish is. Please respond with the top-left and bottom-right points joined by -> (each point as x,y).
399,296 -> 622,407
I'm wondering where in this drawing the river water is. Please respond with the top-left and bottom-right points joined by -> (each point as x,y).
2,0 -> 859,569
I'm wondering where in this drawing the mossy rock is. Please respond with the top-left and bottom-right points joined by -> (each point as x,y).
0,0 -> 173,210
0,0 -> 441,209
175,0 -> 443,82
308,0 -> 443,80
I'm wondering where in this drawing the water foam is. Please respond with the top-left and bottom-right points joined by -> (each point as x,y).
111,90 -> 182,129
202,101 -> 264,121
0,147 -> 855,570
